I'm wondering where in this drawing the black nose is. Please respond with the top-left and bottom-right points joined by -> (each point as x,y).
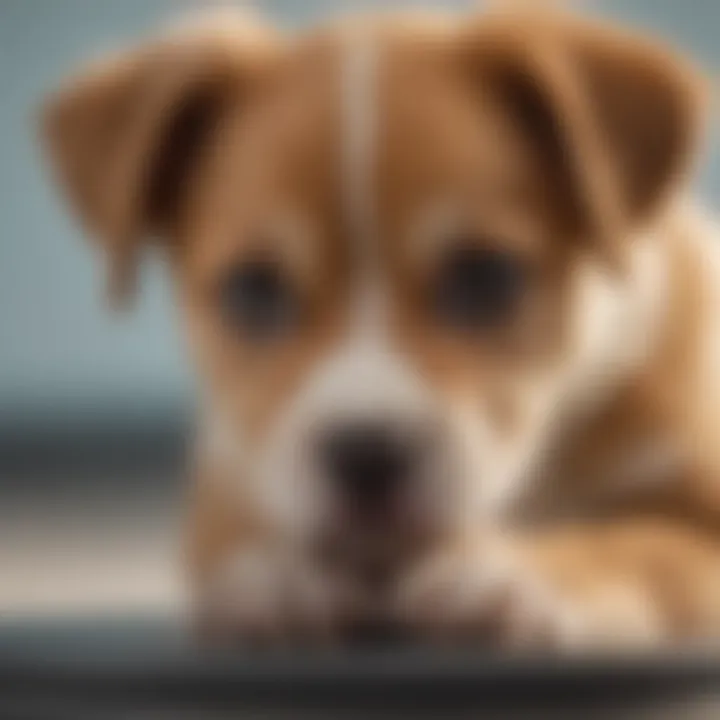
319,423 -> 414,512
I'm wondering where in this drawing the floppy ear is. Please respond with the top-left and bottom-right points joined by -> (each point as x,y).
42,12 -> 279,305
465,10 -> 707,267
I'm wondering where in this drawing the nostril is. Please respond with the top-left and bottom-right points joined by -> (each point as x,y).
320,423 -> 414,508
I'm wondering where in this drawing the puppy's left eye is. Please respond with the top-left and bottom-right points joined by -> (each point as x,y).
218,259 -> 297,341
432,245 -> 527,332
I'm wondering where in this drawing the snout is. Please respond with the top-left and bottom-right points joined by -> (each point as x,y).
267,336 -> 456,559
310,410 -> 450,577
317,420 -> 423,522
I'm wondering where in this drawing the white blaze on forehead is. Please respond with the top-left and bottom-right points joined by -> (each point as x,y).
306,28 -> 428,415
341,29 -> 379,272
339,27 -> 394,351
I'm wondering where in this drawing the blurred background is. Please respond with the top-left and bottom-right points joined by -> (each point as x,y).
0,0 -> 718,621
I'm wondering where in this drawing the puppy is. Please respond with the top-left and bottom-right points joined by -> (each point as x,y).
42,5 -> 720,649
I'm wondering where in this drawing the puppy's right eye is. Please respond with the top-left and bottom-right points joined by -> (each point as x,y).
218,259 -> 297,342
432,244 -> 527,333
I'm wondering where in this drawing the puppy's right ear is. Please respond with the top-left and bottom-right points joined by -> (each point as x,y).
41,11 -> 280,306
461,8 -> 707,271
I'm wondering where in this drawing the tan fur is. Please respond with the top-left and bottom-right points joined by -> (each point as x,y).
42,5 -> 720,648
42,11 -> 281,303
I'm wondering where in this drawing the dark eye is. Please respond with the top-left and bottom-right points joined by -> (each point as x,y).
218,259 -> 297,341
432,245 -> 527,332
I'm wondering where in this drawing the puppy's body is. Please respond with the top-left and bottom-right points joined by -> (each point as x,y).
43,7 -> 720,648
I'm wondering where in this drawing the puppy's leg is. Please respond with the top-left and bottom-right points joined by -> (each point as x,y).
397,519 -> 720,649
185,470 -> 339,644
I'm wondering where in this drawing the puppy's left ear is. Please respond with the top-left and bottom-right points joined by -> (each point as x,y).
41,12 -> 280,305
466,10 -> 709,267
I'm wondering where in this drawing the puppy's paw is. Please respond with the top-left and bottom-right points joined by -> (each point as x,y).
395,540 -> 590,650
197,547 -> 337,645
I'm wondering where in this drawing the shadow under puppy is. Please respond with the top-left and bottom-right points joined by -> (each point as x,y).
42,5 -> 720,649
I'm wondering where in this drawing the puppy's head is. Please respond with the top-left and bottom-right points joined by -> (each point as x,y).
43,8 -> 705,566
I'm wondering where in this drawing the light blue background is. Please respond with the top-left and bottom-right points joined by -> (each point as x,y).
1,0 -> 717,424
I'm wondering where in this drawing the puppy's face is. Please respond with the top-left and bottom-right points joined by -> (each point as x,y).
44,10 -> 702,565
180,28 -> 579,553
